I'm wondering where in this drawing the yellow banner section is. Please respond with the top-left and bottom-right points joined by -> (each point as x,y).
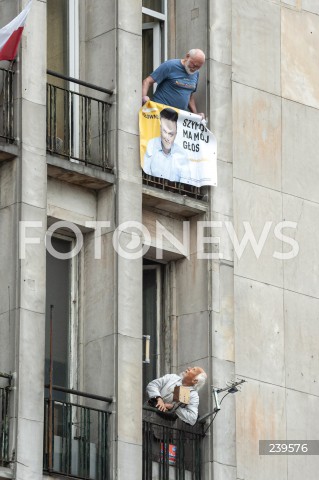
139,101 -> 179,168
139,101 -> 217,187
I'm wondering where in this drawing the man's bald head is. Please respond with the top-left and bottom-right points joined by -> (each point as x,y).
183,49 -> 205,74
188,49 -> 205,63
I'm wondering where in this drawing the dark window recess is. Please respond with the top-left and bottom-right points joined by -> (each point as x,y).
45,237 -> 72,401
143,267 -> 159,401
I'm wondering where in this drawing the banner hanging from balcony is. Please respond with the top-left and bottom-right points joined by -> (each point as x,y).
139,101 -> 217,187
0,0 -> 33,61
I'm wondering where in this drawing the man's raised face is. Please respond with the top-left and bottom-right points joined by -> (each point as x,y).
160,117 -> 177,154
182,366 -> 204,387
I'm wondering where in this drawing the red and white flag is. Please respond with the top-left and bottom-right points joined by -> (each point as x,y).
0,1 -> 32,61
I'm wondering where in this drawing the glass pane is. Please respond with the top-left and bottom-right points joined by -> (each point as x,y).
143,0 -> 163,13
143,268 -> 158,401
47,0 -> 69,152
47,0 -> 69,82
45,237 -> 72,400
142,27 -> 154,82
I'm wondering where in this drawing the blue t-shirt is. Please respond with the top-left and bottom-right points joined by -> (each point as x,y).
151,59 -> 199,111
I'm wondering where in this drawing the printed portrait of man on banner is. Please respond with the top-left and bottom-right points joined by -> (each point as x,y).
139,101 -> 217,187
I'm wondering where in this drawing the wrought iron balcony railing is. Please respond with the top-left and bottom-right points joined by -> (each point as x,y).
0,373 -> 12,467
46,70 -> 112,170
0,68 -> 14,144
44,385 -> 112,480
142,172 -> 206,200
143,406 -> 205,480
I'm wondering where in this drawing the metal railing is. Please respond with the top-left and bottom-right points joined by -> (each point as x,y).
46,71 -> 112,170
0,373 -> 12,466
143,406 -> 204,480
142,172 -> 206,200
43,385 -> 112,480
0,68 -> 14,143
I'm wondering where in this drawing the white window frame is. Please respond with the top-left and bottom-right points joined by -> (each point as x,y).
69,0 -> 80,160
142,0 -> 168,69
50,233 -> 79,392
143,264 -> 162,377
69,0 -> 79,81
142,22 -> 161,72
69,237 -> 79,392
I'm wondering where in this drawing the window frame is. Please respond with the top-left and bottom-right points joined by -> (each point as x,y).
142,21 -> 161,74
142,0 -> 168,69
68,0 -> 80,159
143,264 -> 162,390
45,233 -> 79,393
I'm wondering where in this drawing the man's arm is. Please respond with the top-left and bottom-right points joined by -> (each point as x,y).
142,75 -> 155,104
188,93 -> 205,120
146,375 -> 164,398
146,374 -> 174,412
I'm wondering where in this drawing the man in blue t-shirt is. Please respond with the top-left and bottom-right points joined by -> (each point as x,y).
142,49 -> 205,119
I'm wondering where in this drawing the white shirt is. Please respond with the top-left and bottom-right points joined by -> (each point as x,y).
146,373 -> 199,426
143,137 -> 191,183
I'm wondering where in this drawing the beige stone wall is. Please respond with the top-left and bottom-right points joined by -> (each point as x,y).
2,1 -> 318,479
232,1 -> 319,480
1,1 -> 48,478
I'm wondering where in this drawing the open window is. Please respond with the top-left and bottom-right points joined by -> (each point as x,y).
45,236 -> 78,399
143,262 -> 163,400
47,0 -> 79,80
142,0 -> 167,96
47,0 -> 80,158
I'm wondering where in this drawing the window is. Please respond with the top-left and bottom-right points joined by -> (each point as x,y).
47,0 -> 79,78
142,0 -> 167,91
45,237 -> 78,400
47,0 -> 80,157
47,0 -> 69,77
142,0 -> 165,14
143,263 -> 162,400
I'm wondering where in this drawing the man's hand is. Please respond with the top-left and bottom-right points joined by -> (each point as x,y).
142,76 -> 155,106
188,94 -> 206,121
155,398 -> 175,412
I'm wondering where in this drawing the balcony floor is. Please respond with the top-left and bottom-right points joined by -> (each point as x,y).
0,143 -> 18,162
47,154 -> 114,190
143,184 -> 209,218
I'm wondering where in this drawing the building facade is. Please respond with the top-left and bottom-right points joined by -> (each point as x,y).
0,1 -> 319,479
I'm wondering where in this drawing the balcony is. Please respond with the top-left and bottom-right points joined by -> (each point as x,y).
142,174 -> 209,219
46,70 -> 113,170
0,68 -> 14,145
43,385 -> 112,480
143,172 -> 206,202
0,373 -> 11,467
0,67 -> 17,162
143,406 -> 205,480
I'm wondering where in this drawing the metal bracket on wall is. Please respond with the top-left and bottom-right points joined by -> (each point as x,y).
198,379 -> 246,431
143,335 -> 151,364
